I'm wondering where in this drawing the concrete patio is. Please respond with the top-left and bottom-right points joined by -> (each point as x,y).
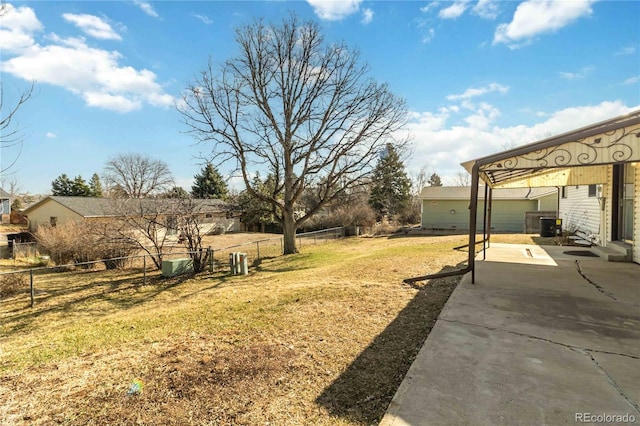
381,243 -> 640,425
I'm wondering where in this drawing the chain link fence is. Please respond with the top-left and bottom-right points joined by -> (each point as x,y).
0,228 -> 345,308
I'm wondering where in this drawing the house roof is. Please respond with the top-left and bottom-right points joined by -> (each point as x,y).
419,186 -> 556,200
461,109 -> 640,189
22,196 -> 229,218
0,188 -> 11,199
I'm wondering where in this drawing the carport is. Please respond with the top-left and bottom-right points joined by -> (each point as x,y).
405,109 -> 640,285
385,111 -> 640,425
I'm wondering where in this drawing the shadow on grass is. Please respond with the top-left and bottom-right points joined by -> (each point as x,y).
315,262 -> 466,425
1,269 -> 232,335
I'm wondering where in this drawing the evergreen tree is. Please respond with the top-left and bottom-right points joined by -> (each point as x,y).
51,174 -> 96,196
89,173 -> 103,197
238,173 -> 279,232
162,186 -> 190,199
368,144 -> 412,220
191,163 -> 229,200
51,174 -> 73,195
428,172 -> 443,187
71,175 -> 91,196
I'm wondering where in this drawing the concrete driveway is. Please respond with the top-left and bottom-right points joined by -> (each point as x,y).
381,243 -> 640,426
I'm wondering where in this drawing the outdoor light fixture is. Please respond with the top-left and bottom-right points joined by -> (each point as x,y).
450,209 -> 456,215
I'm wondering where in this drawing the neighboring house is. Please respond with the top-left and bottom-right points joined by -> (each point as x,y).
558,184 -> 602,244
21,196 -> 238,233
0,188 -> 11,225
420,186 -> 558,233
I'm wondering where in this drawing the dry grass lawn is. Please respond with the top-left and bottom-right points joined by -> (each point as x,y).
0,233 -> 551,425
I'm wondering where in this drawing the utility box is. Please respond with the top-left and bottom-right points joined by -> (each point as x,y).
540,217 -> 562,237
162,258 -> 194,277
229,252 -> 248,275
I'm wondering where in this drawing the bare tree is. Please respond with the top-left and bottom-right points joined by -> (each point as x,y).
103,153 -> 173,198
180,15 -> 407,254
453,171 -> 471,186
1,82 -> 34,174
109,198 -> 177,269
175,198 -> 223,273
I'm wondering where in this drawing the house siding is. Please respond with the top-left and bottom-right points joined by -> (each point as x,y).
537,194 -> 558,212
559,185 -> 600,239
25,199 -> 84,231
422,199 -> 537,232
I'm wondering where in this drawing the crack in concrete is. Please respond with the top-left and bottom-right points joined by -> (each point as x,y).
440,318 -> 640,360
572,347 -> 640,414
439,318 -> 640,413
574,260 -> 640,308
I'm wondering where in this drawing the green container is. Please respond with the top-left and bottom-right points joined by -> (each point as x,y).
162,258 -> 194,277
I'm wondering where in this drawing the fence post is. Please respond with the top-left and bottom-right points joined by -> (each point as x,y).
30,269 -> 34,308
280,238 -> 283,255
256,241 -> 260,260
208,246 -> 214,273
143,256 -> 147,286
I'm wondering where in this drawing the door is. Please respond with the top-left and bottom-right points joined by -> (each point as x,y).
613,164 -> 634,242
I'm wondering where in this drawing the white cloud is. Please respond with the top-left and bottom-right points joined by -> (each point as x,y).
0,3 -> 43,53
1,15 -> 174,113
193,14 -> 212,25
361,8 -> 374,25
439,1 -> 469,19
494,0 -> 596,48
403,100 -> 637,185
133,0 -> 159,18
421,27 -> 435,44
556,66 -> 593,80
62,13 -> 121,40
420,2 -> 440,14
615,46 -> 636,56
472,0 -> 499,20
46,132 -> 57,138
623,76 -> 639,85
446,82 -> 509,101
306,0 -> 362,21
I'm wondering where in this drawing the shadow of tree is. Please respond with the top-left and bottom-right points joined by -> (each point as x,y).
2,270 -> 230,335
315,263 -> 466,424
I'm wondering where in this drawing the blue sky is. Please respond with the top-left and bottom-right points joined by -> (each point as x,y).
1,0 -> 638,194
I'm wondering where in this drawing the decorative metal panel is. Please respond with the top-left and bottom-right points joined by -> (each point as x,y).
481,124 -> 640,173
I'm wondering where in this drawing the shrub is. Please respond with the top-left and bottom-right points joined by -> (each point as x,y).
0,273 -> 28,299
34,221 -> 138,269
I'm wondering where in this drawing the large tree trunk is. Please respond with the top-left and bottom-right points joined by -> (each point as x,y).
282,210 -> 299,255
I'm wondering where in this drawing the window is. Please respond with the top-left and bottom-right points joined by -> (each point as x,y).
50,216 -> 57,227
588,184 -> 597,197
561,187 -> 567,198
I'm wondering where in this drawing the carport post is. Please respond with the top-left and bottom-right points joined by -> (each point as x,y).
483,184 -> 488,260
487,186 -> 493,249
468,164 -> 481,284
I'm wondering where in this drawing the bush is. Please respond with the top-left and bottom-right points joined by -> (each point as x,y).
0,273 -> 28,299
34,221 -> 138,269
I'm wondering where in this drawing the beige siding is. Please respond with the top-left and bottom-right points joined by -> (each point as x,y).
634,163 -> 640,263
25,199 -> 84,231
603,166 -> 613,245
559,185 -> 600,240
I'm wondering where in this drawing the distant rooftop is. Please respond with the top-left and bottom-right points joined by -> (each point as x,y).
22,196 -> 228,218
